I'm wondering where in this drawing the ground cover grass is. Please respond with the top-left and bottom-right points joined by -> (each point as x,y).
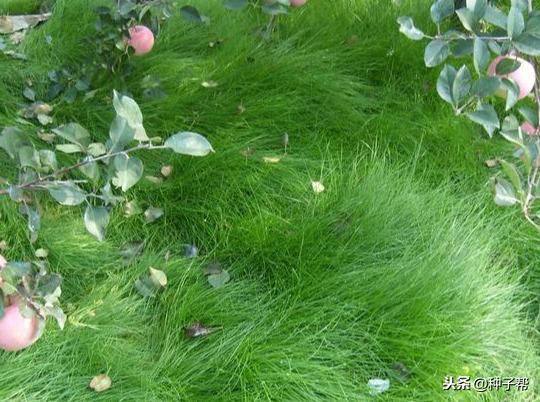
0,0 -> 538,400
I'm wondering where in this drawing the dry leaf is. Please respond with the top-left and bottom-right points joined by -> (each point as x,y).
485,159 -> 498,168
311,181 -> 325,193
184,322 -> 220,338
0,240 -> 7,251
237,103 -> 246,114
144,207 -> 164,223
10,31 -> 26,44
35,248 -> 48,258
161,165 -> 173,177
124,200 -> 143,217
263,156 -> 281,164
201,80 -> 218,88
149,267 -> 167,287
0,13 -> 52,34
89,374 -> 112,393
240,147 -> 255,157
145,175 -> 163,185
37,131 -> 56,143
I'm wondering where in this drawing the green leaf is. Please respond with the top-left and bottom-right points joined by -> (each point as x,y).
507,5 -> 525,39
431,0 -> 454,24
0,127 -> 31,159
8,185 -> 23,202
502,78 -> 519,111
484,5 -> 507,30
466,103 -> 499,137
39,150 -> 58,172
79,157 -> 100,181
436,64 -> 457,105
165,132 -> 214,156
6,262 -> 32,277
495,58 -> 521,75
514,33 -> 540,56
56,143 -> 84,154
424,40 -> 449,67
452,65 -> 472,104
473,38 -> 489,74
120,241 -> 145,265
100,182 -> 123,206
451,39 -> 474,58
47,183 -> 87,206
84,205 -> 109,241
525,13 -> 540,36
112,90 -> 148,142
53,123 -> 91,149
224,0 -> 248,10
23,87 -> 36,101
18,146 -> 40,169
109,115 -> 135,153
180,5 -> 208,23
207,270 -> 230,288
20,205 -> 40,233
87,142 -> 107,157
456,7 -> 478,31
499,159 -> 522,197
472,76 -> 501,97
493,178 -> 518,206
112,154 -> 143,192
396,16 -> 424,40
262,3 -> 288,15
37,273 -> 61,295
518,106 -> 539,127
135,277 -> 158,297
467,0 -> 487,19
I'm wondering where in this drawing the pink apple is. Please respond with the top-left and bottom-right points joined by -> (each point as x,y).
488,56 -> 536,100
128,25 -> 154,56
521,121 -> 537,135
290,0 -> 307,7
0,302 -> 41,352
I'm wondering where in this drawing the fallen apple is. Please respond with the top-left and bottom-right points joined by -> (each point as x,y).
521,121 -> 537,135
0,301 -> 42,352
290,0 -> 308,7
128,25 -> 154,56
488,55 -> 536,100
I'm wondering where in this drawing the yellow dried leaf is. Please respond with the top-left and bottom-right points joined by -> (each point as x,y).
263,156 -> 281,164
89,374 -> 112,393
311,181 -> 325,193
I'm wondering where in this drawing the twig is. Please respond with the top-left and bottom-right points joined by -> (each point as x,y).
0,143 -> 167,196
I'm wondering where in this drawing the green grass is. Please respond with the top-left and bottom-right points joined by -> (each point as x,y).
0,0 -> 539,400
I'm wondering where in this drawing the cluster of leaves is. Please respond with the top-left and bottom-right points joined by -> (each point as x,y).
398,0 -> 540,229
47,0 -> 172,104
0,90 -> 214,243
0,258 -> 65,330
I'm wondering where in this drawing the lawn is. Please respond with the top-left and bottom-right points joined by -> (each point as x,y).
0,0 -> 539,400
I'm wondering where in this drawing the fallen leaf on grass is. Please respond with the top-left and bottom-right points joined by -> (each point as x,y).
0,240 -> 7,251
485,159 -> 498,168
149,267 -> 167,287
183,244 -> 199,258
203,262 -> 231,288
0,13 -> 52,33
263,156 -> 281,164
184,322 -> 221,338
311,181 -> 325,193
35,248 -> 48,258
367,378 -> 390,396
89,374 -> 112,392
161,165 -> 173,177
120,241 -> 145,265
145,207 -> 164,223
201,80 -> 218,88
237,102 -> 246,114
145,175 -> 163,185
391,362 -> 411,380
203,261 -> 223,276
124,200 -> 143,217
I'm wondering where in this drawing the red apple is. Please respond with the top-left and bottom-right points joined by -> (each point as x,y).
290,0 -> 307,7
128,25 -> 154,56
488,55 -> 536,100
0,302 -> 42,352
521,121 -> 537,135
